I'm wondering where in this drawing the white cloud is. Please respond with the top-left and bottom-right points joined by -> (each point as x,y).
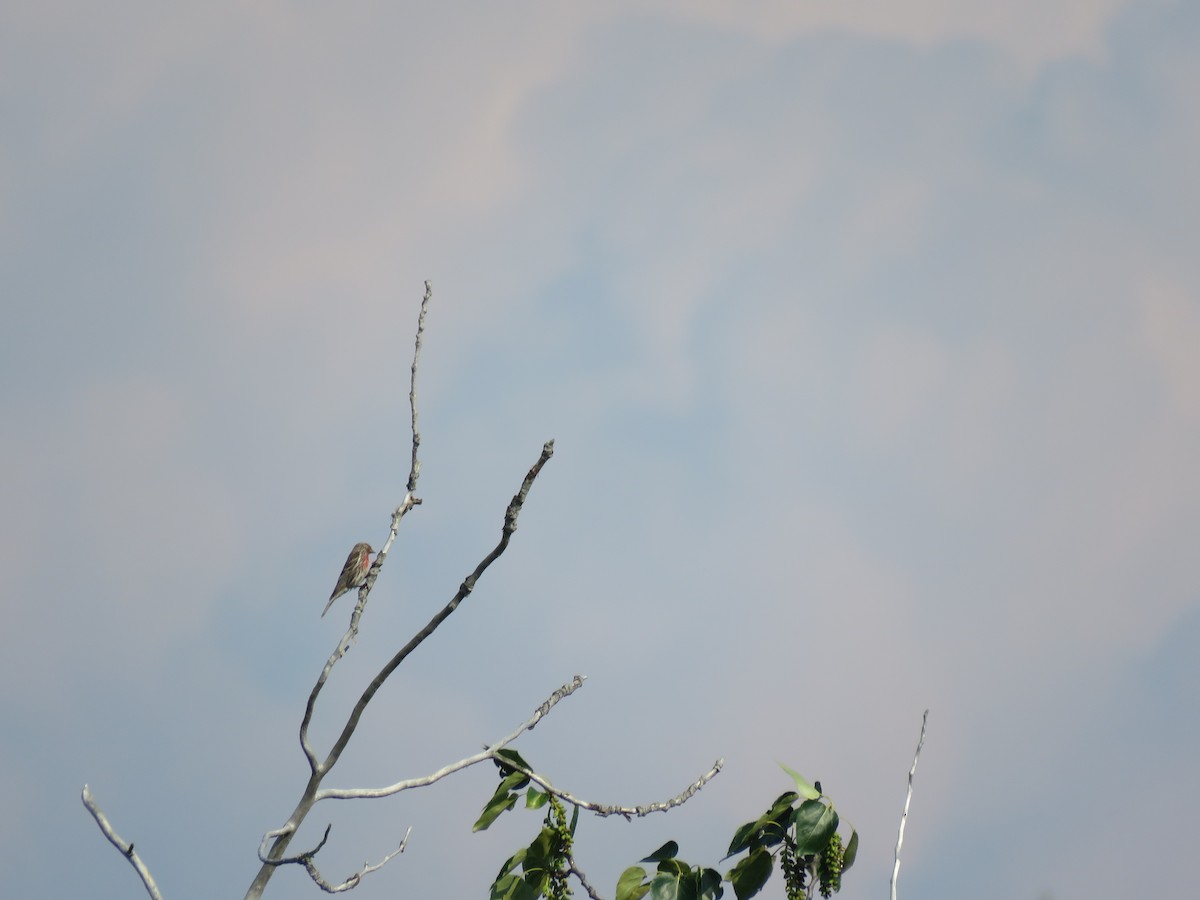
651,0 -> 1130,73
4,2 -> 1199,899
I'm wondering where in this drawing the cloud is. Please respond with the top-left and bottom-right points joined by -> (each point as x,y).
3,2 -> 1198,899
652,0 -> 1130,73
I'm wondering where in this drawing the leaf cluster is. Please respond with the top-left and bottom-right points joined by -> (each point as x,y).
476,756 -> 857,900
477,750 -> 579,900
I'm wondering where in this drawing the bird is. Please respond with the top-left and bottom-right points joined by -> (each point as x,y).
322,542 -> 373,617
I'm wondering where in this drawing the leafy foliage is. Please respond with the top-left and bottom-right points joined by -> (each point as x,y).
477,757 -> 856,900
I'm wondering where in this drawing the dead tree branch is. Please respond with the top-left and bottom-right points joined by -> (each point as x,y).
318,674 -> 586,800
247,437 -> 556,899
81,785 -> 164,900
496,757 -> 724,820
297,283 -> 430,769
891,709 -> 928,900
407,280 -> 430,495
566,852 -> 604,900
256,824 -> 411,894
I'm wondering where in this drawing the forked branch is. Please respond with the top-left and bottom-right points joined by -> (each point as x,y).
249,437 -> 556,899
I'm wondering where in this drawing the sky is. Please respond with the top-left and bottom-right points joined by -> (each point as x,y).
2,1 -> 1198,898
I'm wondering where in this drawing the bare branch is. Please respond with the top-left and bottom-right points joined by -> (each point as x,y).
346,491 -> 420,640
248,286 -> 436,899
298,282 -> 432,769
503,757 -> 724,820
81,785 -> 164,900
249,440 -> 555,898
407,280 -> 431,494
567,853 -> 604,900
300,493 -> 424,770
891,709 -> 928,900
320,439 -> 555,775
257,823 -> 332,865
317,675 -> 586,801
257,823 -> 411,893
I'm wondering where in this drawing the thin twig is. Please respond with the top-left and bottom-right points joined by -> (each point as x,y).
258,823 -> 411,892
257,823 -> 332,865
567,852 -> 604,900
251,442 -> 555,897
81,785 -> 164,900
502,758 -> 725,820
320,439 -> 555,775
298,282 -> 432,769
891,709 -> 928,900
407,281 -> 431,494
248,285 -> 436,900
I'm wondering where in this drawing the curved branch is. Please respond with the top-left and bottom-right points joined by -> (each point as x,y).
81,785 -> 164,900
297,283 -> 432,769
320,439 -> 555,774
504,757 -> 725,820
300,494 -> 420,771
567,853 -> 604,900
249,439 -> 555,899
317,674 -> 585,801
257,823 -> 331,865
248,284 -> 435,900
257,823 -> 411,893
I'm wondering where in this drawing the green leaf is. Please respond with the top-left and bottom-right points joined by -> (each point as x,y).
778,764 -> 822,800
520,825 -> 556,884
792,800 -> 838,855
569,802 -> 579,836
495,747 -> 535,773
726,792 -> 798,858
697,867 -> 725,900
474,770 -> 534,832
616,866 -> 651,900
756,792 -> 800,847
649,871 -> 688,900
499,768 -> 532,793
656,858 -> 691,879
764,792 -> 800,819
525,788 -> 549,809
473,788 -> 520,832
642,840 -> 679,862
725,821 -> 758,857
492,849 -> 524,883
490,872 -> 540,900
726,845 -> 772,900
842,828 -> 859,872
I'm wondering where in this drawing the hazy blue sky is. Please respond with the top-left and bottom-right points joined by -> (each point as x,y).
2,2 -> 1197,898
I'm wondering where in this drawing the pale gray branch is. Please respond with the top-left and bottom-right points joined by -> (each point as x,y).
299,494 -> 420,772
567,853 -> 604,900
257,823 -> 411,893
344,492 -> 420,645
407,280 -> 431,494
317,675 -> 587,801
81,785 -> 164,900
298,278 -> 431,768
891,709 -> 928,900
247,284 -> 438,900
250,438 -> 554,899
507,757 -> 724,820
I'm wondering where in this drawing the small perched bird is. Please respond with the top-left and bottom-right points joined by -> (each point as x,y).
322,542 -> 373,617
